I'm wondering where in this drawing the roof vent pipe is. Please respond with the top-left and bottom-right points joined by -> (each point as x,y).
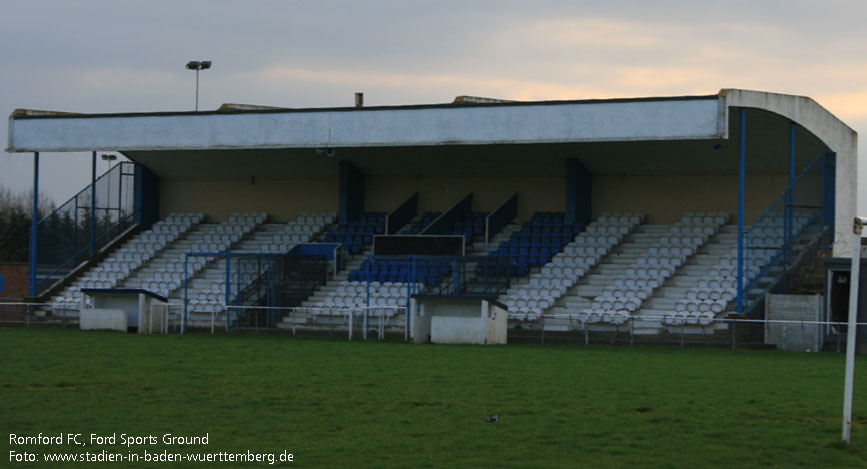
355,92 -> 364,108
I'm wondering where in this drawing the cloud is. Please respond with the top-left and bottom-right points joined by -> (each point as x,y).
813,91 -> 867,122
2,1 -> 867,205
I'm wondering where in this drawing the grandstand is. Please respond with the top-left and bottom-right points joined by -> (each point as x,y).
5,89 -> 859,347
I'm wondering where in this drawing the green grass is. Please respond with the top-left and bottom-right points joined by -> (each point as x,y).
1,328 -> 866,467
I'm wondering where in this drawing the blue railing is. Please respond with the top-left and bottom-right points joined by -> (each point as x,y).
738,151 -> 833,315
33,162 -> 137,296
355,255 -> 511,297
183,250 -> 330,331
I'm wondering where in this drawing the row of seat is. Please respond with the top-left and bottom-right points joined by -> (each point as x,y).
664,311 -> 716,326
349,259 -> 453,285
51,213 -> 203,306
227,212 -> 267,225
333,280 -> 417,297
321,211 -> 387,254
501,213 -> 643,320
312,280 -> 421,312
402,212 -> 441,234
672,212 -> 814,318
294,212 -> 336,227
322,295 -> 406,308
453,211 -> 489,238
680,212 -> 729,226
184,213 -> 336,314
166,213 -> 205,224
588,212 -> 729,316
149,213 -> 267,299
549,310 -> 632,325
520,211 -> 585,229
673,298 -> 728,314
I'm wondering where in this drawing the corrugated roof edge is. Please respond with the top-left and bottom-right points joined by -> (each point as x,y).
9,93 -> 721,120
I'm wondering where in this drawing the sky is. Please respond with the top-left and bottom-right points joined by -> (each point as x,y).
2,0 -> 867,210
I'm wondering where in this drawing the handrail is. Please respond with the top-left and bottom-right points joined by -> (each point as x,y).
33,162 -> 137,296
744,151 -> 830,237
36,162 -> 133,224
34,211 -> 139,293
743,210 -> 822,294
738,150 -> 830,313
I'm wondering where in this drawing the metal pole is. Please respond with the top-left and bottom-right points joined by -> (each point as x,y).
737,108 -> 746,315
29,152 -> 39,297
183,254 -> 189,333
117,163 -> 123,228
105,163 -> 111,233
842,220 -> 863,443
195,68 -> 200,112
74,195 -> 79,258
225,254 -> 231,332
787,123 -> 795,271
90,151 -> 96,259
266,257 -> 272,328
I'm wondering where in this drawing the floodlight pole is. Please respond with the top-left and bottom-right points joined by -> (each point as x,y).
842,216 -> 865,444
186,60 -> 211,112
194,68 -> 200,111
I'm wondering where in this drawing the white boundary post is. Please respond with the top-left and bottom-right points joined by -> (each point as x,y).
842,217 -> 864,443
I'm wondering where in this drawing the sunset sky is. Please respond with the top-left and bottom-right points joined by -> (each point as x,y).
2,0 -> 866,208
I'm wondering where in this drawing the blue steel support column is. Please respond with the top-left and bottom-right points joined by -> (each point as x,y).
117,164 -> 123,228
266,257 -> 272,327
28,152 -> 39,297
74,195 -> 79,253
225,254 -> 231,332
737,108 -> 746,315
183,254 -> 189,331
787,123 -> 796,269
90,152 -> 96,259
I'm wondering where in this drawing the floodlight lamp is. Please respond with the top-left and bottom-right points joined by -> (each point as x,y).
201,61 -> 212,70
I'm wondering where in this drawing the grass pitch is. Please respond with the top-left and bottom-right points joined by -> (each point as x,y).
1,328 -> 866,467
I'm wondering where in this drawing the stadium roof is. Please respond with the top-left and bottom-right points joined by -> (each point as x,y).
6,88 -> 854,177
9,93 -> 728,152
6,89 -> 853,175
5,88 -> 859,256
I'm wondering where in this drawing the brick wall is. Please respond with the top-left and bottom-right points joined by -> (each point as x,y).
0,263 -> 28,299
